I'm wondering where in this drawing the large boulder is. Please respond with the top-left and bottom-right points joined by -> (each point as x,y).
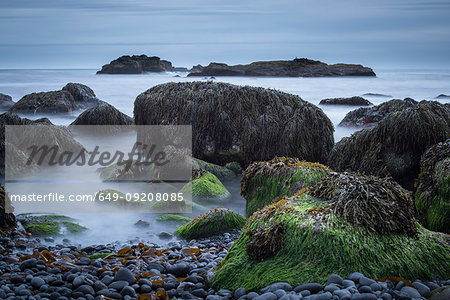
319,96 -> 372,106
97,55 -> 174,74
10,83 -> 104,114
339,98 -> 417,127
328,101 -> 450,189
71,104 -> 133,125
174,207 -> 246,240
188,58 -> 376,77
241,156 -> 330,217
134,82 -> 334,165
211,173 -> 450,291
415,139 -> 450,233
0,93 -> 15,110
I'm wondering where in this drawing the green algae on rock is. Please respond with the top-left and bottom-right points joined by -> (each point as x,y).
17,214 -> 87,236
241,157 -> 330,217
212,186 -> 450,291
415,139 -> 450,233
180,170 -> 231,203
174,208 -> 246,240
156,214 -> 192,223
193,158 -> 236,181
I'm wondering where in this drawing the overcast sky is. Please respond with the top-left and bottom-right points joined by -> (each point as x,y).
0,0 -> 449,69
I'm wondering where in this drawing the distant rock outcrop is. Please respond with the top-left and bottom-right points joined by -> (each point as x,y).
436,94 -> 450,99
187,58 -> 376,77
319,96 -> 373,106
339,98 -> 417,127
9,83 -> 104,114
97,55 -> 175,74
0,93 -> 15,110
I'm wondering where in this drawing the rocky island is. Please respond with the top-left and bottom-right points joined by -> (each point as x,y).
187,58 -> 376,77
97,55 -> 188,74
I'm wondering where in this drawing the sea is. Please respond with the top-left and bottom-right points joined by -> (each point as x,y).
1,68 -> 449,246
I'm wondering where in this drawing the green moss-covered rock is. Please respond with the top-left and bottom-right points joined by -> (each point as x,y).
193,158 -> 236,180
156,214 -> 192,223
241,157 -> 330,217
174,208 -> 246,240
17,214 -> 87,236
212,179 -> 450,291
180,171 -> 231,203
224,161 -> 242,175
415,139 -> 450,233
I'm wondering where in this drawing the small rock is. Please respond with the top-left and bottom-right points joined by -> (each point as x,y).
234,287 -> 246,299
400,286 -> 421,298
254,292 -> 278,300
30,277 -> 45,289
429,285 -> 450,300
121,286 -> 136,297
20,258 -> 37,271
261,282 -> 293,293
348,273 -> 364,283
158,232 -> 173,240
358,277 -> 376,286
75,285 -> 95,296
351,294 -> 377,300
304,292 -> 332,300
134,220 -> 150,228
358,286 -> 372,293
76,257 -> 91,265
334,289 -> 351,300
109,281 -> 129,291
413,281 -> 430,298
114,268 -> 136,284
327,274 -> 344,286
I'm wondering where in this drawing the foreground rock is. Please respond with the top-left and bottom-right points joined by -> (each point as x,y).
97,55 -> 175,74
212,174 -> 449,291
0,93 -> 14,110
9,83 -> 104,114
70,104 -> 133,125
339,98 -> 417,127
319,96 -> 372,106
415,139 -> 449,233
134,81 -> 334,165
188,58 -> 376,77
175,208 -> 246,240
328,101 -> 450,189
241,157 -> 330,217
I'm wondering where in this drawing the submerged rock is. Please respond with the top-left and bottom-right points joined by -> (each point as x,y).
319,96 -> 372,106
174,207 -> 246,240
241,156 -> 330,217
328,101 -> 450,189
97,55 -> 174,74
70,104 -> 133,125
212,185 -> 450,291
179,170 -> 231,203
0,93 -> 15,110
339,98 -> 417,127
134,81 -> 334,165
436,94 -> 450,99
414,139 -> 450,233
62,83 -> 104,109
17,214 -> 87,236
156,214 -> 192,223
187,58 -> 376,77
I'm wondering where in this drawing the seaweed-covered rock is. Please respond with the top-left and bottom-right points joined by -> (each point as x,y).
193,158 -> 236,180
10,90 -> 77,114
156,214 -> 192,223
134,82 -> 334,165
0,185 -> 15,228
241,157 -> 330,217
309,171 -> 417,236
10,83 -> 103,114
0,93 -> 15,110
328,101 -> 450,189
71,104 -> 133,125
174,208 -> 246,240
187,58 -> 376,77
97,55 -> 174,74
224,161 -> 242,175
212,189 -> 450,291
180,170 -> 231,203
17,214 -> 87,236
339,98 -> 417,127
415,139 -> 450,233
319,96 -> 372,106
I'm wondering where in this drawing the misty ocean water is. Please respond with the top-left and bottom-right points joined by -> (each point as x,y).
1,68 -> 450,246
